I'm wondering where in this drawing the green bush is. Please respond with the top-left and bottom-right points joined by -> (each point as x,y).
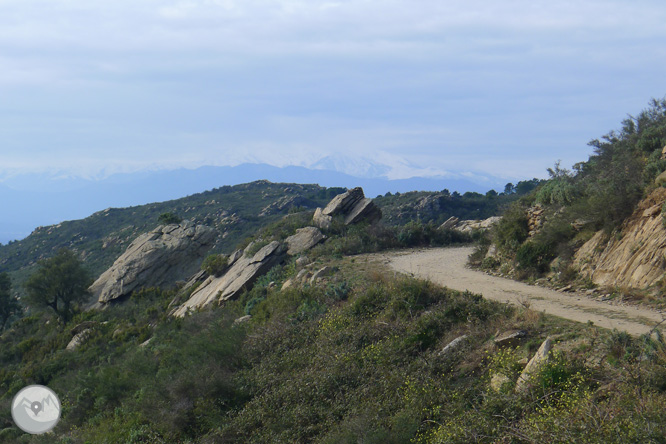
493,206 -> 529,255
516,241 -> 555,274
157,212 -> 182,225
201,254 -> 229,276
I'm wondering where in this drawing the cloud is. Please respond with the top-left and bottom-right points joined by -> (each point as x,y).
0,0 -> 665,182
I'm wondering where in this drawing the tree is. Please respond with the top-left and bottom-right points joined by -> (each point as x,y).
158,212 -> 182,225
0,272 -> 19,331
24,249 -> 92,322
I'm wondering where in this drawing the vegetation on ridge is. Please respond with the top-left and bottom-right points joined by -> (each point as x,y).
476,97 -> 666,288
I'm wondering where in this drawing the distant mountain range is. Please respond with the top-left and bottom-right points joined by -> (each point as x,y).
1,163 -> 509,244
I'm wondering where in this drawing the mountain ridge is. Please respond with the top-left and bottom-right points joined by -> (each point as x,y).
1,163 -> 508,244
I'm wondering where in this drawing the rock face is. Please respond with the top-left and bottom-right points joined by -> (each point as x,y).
440,216 -> 501,233
90,222 -> 215,304
313,187 -> 382,229
655,170 -> 666,186
573,187 -> 666,289
67,321 -> 99,351
344,198 -> 382,225
440,216 -> 460,230
309,266 -> 335,285
259,196 -> 317,217
67,330 -> 92,351
285,227 -> 326,255
171,241 -> 286,317
323,187 -> 365,217
313,208 -> 332,230
526,205 -> 545,237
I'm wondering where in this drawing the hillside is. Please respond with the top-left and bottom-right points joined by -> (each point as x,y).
2,232 -> 666,442
2,176 -> 666,442
0,163 -> 507,244
0,181 -> 345,292
0,179 -> 531,297
474,97 -> 666,304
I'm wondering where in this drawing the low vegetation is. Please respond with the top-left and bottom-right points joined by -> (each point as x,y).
2,252 -> 666,443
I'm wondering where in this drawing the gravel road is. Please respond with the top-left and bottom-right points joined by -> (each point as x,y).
378,246 -> 665,336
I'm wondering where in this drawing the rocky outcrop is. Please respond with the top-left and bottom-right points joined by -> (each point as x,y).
440,216 -> 460,230
437,335 -> 468,358
171,241 -> 286,317
323,187 -> 365,216
313,187 -> 382,229
494,330 -> 528,348
526,205 -> 545,237
515,337 -> 552,393
656,170 -> 666,186
313,208 -> 332,230
309,266 -> 336,285
573,187 -> 666,289
67,330 -> 93,351
440,216 -> 501,233
285,227 -> 326,255
259,196 -> 317,217
90,222 -> 215,305
66,321 -> 99,351
344,198 -> 382,225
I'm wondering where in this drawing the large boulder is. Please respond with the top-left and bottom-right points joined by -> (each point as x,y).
494,330 -> 528,348
322,187 -> 365,217
313,187 -> 382,229
90,222 -> 215,305
440,216 -> 460,230
313,208 -> 333,230
171,241 -> 287,317
344,198 -> 382,225
285,227 -> 326,255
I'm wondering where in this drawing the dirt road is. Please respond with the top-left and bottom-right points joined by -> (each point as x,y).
379,246 -> 665,336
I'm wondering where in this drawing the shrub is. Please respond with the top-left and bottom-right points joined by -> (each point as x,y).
157,212 -> 182,225
493,206 -> 529,255
201,254 -> 229,277
516,241 -> 555,274
325,281 -> 351,301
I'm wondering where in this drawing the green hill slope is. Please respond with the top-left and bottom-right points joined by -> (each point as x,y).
0,181 -> 345,289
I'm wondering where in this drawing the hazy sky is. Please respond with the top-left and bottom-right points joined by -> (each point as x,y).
1,0 -> 665,181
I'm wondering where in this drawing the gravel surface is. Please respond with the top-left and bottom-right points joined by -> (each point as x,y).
376,246 -> 665,336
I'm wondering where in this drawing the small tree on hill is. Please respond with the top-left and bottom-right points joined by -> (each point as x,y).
24,249 -> 92,323
158,212 -> 182,225
0,272 -> 20,331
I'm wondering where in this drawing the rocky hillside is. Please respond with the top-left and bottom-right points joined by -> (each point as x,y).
373,177 -> 541,227
476,98 -> 666,299
0,181 -> 345,292
1,179 -> 521,299
574,187 -> 666,290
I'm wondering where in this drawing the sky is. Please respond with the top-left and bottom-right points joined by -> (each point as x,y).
1,0 -> 665,182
